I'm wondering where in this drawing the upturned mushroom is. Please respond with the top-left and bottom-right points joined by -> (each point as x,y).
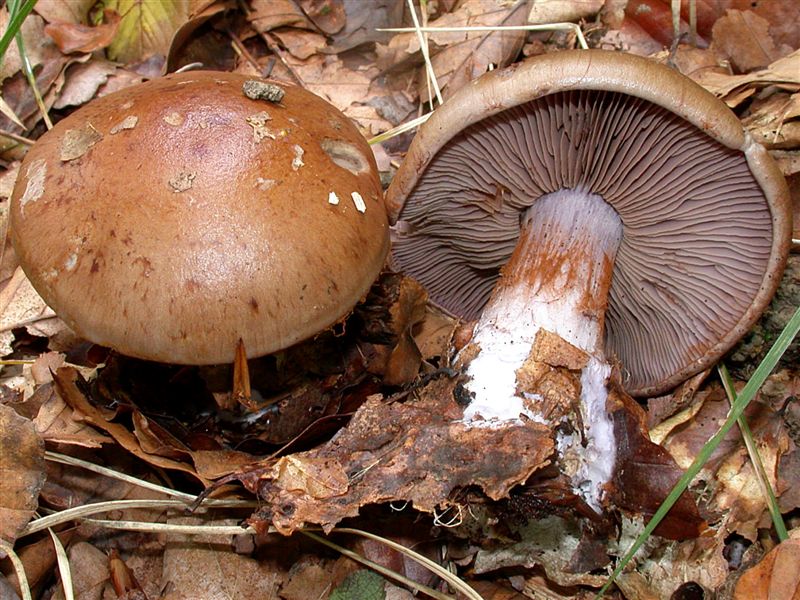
11,71 -> 388,364
387,50 -> 790,506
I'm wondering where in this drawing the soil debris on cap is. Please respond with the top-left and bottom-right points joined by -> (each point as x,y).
168,171 -> 196,193
60,124 -> 103,161
163,112 -> 183,126
243,80 -> 285,103
292,145 -> 305,170
246,112 -> 275,142
110,116 -> 138,134
19,159 -> 47,208
328,191 -> 340,205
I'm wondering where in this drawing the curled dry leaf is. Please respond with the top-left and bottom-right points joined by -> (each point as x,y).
44,9 -> 121,54
0,404 -> 45,543
734,537 -> 800,600
52,366 -> 211,486
693,49 -> 800,106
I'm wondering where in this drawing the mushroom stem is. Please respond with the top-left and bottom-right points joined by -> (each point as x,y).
461,188 -> 623,423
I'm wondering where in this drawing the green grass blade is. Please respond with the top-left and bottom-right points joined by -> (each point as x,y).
718,363 -> 788,541
598,304 -> 800,597
0,0 -> 37,65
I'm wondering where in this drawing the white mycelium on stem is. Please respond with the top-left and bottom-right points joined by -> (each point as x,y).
460,189 -> 622,509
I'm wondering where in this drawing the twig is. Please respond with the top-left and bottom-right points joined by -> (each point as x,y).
259,32 -> 305,86
0,128 -> 34,145
377,24 -> 589,50
227,28 -> 262,73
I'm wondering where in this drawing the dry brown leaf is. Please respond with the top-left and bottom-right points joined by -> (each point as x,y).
270,455 -> 349,499
248,0 -> 312,33
53,58 -> 118,109
734,537 -> 800,600
381,0 -> 528,101
0,10 -> 51,82
325,0 -> 403,54
636,533 -> 730,598
527,0 -> 603,24
742,93 -> 800,150
663,385 -> 792,540
711,10 -> 784,73
33,1 -> 95,25
0,267 -> 55,356
694,49 -> 800,106
297,0 -> 345,35
251,389 -> 554,534
161,516 -> 283,599
54,542 -> 110,600
44,9 -> 121,54
270,28 -> 327,60
52,366 -> 210,486
0,404 -> 45,543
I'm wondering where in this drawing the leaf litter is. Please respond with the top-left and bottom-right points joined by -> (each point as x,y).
0,0 -> 799,598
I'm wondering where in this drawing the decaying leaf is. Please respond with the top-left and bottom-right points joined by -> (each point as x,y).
0,404 -> 45,543
249,387 -> 554,534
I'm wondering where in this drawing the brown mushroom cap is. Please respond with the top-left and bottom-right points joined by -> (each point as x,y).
387,50 -> 791,397
11,71 -> 388,364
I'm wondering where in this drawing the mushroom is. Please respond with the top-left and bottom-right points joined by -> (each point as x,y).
10,71 -> 388,364
387,50 -> 790,504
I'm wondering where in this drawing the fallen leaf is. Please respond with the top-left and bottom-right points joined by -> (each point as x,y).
100,0 -> 191,63
0,404 -> 45,543
741,93 -> 800,150
162,516 -> 283,599
711,9 -> 784,73
34,0 -> 95,25
694,49 -> 800,106
53,58 -> 118,109
44,8 -> 121,54
297,0 -> 345,35
527,0 -> 604,24
734,537 -> 800,600
53,366 -> 210,485
61,542 -> 111,599
248,0 -> 312,32
0,267 -> 55,356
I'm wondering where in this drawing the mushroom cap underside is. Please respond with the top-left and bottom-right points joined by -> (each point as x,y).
11,71 -> 389,364
388,50 -> 791,396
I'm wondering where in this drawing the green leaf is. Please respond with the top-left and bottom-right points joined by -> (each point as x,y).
330,570 -> 387,600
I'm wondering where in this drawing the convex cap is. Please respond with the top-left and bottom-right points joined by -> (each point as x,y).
388,50 -> 790,396
12,71 -> 388,364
